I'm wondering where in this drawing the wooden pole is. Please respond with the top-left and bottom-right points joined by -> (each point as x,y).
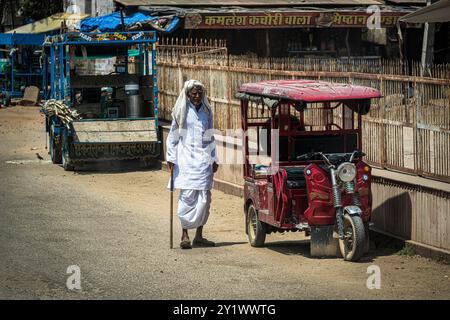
170,166 -> 174,249
120,7 -> 125,31
9,0 -> 15,29
265,30 -> 270,58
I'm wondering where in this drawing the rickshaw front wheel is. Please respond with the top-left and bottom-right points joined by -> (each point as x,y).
247,204 -> 266,247
339,214 -> 365,261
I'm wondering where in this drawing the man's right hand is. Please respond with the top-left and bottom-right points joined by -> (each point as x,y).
168,161 -> 175,171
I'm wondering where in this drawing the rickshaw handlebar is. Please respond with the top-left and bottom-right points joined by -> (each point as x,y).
296,150 -> 365,163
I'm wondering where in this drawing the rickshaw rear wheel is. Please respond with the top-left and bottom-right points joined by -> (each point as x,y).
247,204 -> 266,247
339,214 -> 365,261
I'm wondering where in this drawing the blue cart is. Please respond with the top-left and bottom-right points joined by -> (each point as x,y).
0,33 -> 46,103
43,31 -> 160,170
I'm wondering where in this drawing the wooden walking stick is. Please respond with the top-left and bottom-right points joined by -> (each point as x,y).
170,165 -> 174,249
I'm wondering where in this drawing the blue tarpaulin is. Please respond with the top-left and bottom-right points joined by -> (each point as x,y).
80,12 -> 180,33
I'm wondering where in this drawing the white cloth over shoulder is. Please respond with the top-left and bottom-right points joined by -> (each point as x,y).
177,189 -> 211,229
171,79 -> 212,130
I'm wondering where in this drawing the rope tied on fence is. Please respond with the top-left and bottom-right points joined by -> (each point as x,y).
41,100 -> 80,128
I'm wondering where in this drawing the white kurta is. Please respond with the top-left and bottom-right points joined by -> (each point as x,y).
166,102 -> 217,229
166,102 -> 217,190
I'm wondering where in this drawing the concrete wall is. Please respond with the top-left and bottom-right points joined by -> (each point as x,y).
371,174 -> 450,252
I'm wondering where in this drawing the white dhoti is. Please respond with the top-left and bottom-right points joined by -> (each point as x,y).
178,189 -> 211,230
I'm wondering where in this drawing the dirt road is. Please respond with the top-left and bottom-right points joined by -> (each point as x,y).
1,106 -> 449,300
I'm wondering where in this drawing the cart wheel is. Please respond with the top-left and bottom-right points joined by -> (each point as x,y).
247,204 -> 266,247
49,126 -> 62,164
339,214 -> 366,262
62,133 -> 75,171
2,92 -> 11,107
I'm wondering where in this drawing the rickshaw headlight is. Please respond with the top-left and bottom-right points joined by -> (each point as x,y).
337,162 -> 357,182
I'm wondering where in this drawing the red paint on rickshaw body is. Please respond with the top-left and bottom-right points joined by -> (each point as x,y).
255,180 -> 269,211
303,161 -> 373,226
340,161 -> 372,222
304,164 -> 335,226
239,80 -> 381,102
355,161 -> 372,222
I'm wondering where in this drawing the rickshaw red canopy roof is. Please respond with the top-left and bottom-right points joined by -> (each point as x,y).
238,80 -> 381,102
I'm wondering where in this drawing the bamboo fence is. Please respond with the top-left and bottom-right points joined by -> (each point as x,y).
156,37 -> 450,183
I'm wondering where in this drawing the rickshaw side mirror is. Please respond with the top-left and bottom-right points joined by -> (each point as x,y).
345,99 -> 371,115
358,99 -> 371,115
294,100 -> 307,112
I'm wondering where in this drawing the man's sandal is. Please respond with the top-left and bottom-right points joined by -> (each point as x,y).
180,239 -> 192,249
193,238 -> 215,247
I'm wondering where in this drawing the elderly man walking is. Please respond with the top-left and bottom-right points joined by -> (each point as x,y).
167,80 -> 219,249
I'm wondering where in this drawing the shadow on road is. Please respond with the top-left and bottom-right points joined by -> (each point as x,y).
213,241 -> 247,248
264,233 -> 404,262
364,230 -> 406,259
265,240 -> 311,257
69,159 -> 162,174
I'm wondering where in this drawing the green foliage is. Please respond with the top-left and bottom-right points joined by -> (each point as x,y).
397,243 -> 416,256
20,0 -> 63,21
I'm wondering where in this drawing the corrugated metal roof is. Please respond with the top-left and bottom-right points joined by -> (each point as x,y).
400,0 -> 450,22
6,13 -> 89,34
115,0 -> 385,6
141,5 -> 418,15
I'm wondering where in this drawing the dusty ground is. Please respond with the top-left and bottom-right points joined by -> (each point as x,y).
0,106 -> 449,300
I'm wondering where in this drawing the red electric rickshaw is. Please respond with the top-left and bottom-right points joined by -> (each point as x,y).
238,80 -> 381,261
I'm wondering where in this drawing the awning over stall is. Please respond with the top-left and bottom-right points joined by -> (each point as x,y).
0,13 -> 88,46
6,13 -> 89,34
113,0 -> 422,29
115,0 -> 386,6
400,0 -> 450,23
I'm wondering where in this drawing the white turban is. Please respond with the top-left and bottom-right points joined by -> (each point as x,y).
171,79 -> 211,129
